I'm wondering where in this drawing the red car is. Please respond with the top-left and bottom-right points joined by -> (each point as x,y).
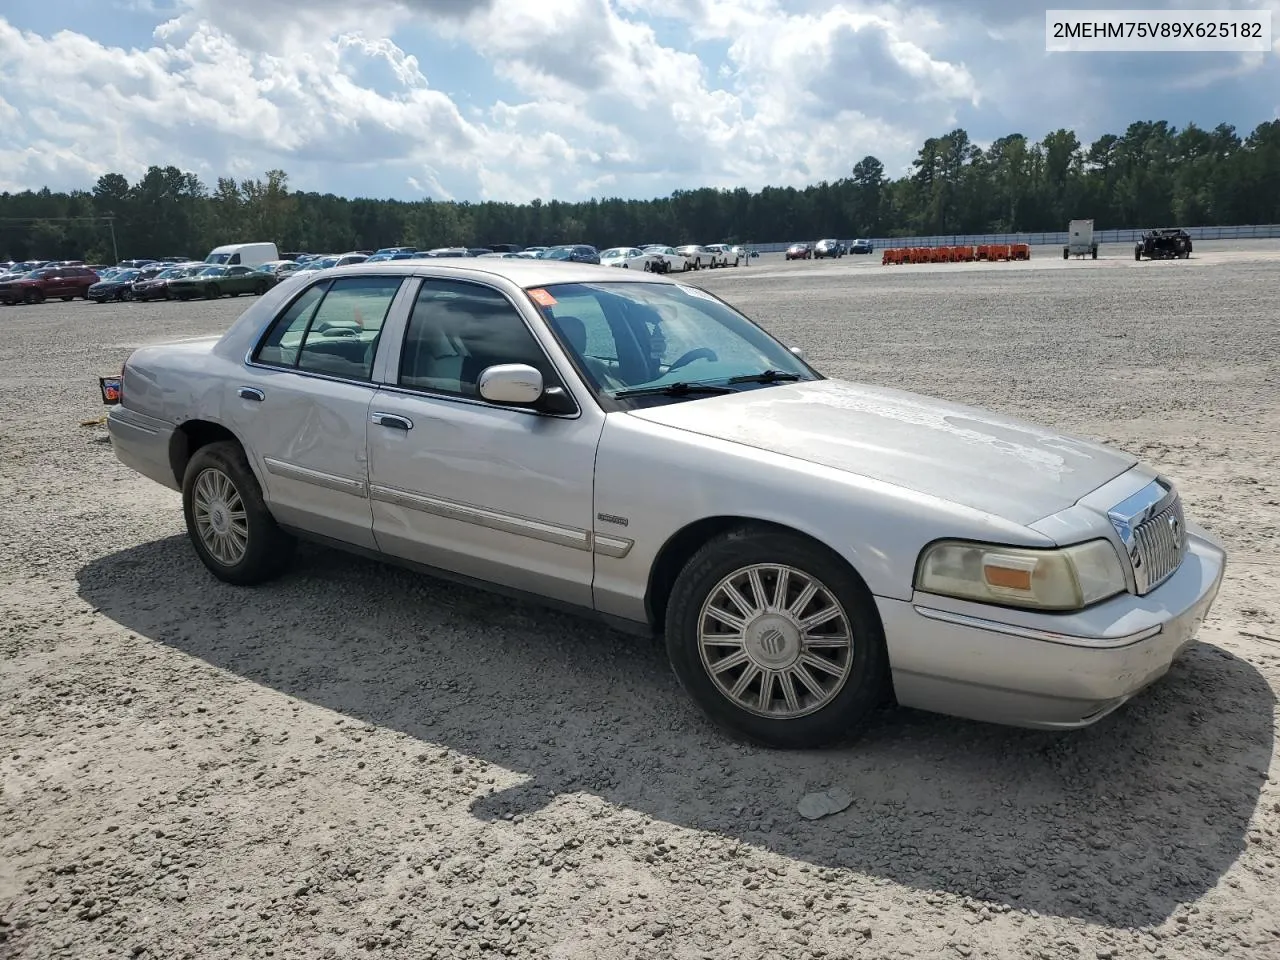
785,243 -> 813,260
0,265 -> 99,304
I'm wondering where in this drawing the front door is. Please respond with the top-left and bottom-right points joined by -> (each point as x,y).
223,273 -> 410,549
366,276 -> 603,608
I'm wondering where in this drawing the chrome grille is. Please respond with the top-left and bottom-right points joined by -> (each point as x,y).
1132,496 -> 1187,593
1107,480 -> 1189,595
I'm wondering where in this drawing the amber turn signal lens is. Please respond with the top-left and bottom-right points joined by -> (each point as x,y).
983,564 -> 1033,591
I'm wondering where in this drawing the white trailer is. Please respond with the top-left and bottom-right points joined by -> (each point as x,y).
1063,220 -> 1098,259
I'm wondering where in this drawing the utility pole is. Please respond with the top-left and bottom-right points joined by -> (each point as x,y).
106,216 -> 119,264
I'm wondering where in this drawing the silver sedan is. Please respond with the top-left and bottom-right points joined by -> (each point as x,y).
105,260 -> 1225,748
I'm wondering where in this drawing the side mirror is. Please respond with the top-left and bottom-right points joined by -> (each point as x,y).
478,363 -> 545,405
789,345 -> 806,360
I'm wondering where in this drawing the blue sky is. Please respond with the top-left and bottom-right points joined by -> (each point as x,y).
0,0 -> 1276,203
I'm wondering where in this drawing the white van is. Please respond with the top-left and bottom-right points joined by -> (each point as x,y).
205,242 -> 279,268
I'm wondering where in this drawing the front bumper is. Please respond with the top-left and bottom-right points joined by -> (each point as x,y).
878,528 -> 1226,729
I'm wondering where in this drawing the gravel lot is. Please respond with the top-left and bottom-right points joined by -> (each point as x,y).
2,240 -> 1279,959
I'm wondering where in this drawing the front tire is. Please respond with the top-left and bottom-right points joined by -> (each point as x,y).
204,283 -> 220,299
664,525 -> 889,748
182,441 -> 296,586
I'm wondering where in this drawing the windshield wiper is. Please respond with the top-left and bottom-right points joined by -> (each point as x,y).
726,370 -> 805,385
613,382 -> 737,399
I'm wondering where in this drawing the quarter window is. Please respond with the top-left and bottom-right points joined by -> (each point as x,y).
253,276 -> 402,381
399,279 -> 557,399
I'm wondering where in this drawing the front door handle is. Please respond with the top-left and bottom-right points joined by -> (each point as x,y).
238,386 -> 265,402
371,411 -> 413,431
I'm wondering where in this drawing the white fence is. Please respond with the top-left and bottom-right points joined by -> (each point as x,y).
747,223 -> 1280,253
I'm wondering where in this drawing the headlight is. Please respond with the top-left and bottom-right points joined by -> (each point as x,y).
915,538 -> 1127,611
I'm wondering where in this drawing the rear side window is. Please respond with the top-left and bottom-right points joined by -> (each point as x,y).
254,276 -> 403,381
255,283 -> 327,367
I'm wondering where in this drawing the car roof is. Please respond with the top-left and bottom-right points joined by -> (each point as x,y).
311,257 -> 677,288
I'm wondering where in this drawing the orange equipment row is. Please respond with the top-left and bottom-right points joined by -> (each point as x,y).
881,243 -> 1031,265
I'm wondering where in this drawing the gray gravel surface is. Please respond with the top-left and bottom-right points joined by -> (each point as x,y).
2,240 -> 1279,959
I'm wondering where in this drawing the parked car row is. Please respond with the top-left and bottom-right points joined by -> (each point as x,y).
784,239 -> 874,260
598,243 -> 751,273
1,238 -> 763,305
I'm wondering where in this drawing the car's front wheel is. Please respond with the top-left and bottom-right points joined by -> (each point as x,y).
664,526 -> 888,748
182,441 -> 296,585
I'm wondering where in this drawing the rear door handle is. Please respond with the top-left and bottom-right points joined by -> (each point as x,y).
238,386 -> 265,402
371,412 -> 413,431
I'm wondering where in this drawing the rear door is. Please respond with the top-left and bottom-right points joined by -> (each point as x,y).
224,273 -> 414,549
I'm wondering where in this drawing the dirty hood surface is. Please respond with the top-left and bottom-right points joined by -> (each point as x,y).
625,379 -> 1137,525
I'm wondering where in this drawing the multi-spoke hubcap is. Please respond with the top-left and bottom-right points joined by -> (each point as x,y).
192,468 -> 248,566
697,563 -> 855,719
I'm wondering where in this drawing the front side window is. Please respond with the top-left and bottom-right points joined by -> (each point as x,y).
399,279 -> 558,399
253,275 -> 402,380
528,281 -> 817,403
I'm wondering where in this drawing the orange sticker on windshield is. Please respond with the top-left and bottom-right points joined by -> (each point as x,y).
527,287 -> 557,307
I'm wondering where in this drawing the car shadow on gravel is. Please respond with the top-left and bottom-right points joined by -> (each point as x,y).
77,537 -> 1275,929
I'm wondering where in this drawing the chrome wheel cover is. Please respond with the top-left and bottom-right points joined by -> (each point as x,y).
192,467 -> 249,567
697,563 -> 855,719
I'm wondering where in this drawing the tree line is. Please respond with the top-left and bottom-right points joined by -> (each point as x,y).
2,119 -> 1277,263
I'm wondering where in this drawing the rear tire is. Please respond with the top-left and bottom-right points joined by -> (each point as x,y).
664,525 -> 889,749
182,441 -> 296,586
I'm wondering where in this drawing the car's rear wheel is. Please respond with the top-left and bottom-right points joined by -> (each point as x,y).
182,441 -> 295,586
664,526 -> 888,748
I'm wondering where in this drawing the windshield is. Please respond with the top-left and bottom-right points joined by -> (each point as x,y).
198,266 -> 226,277
539,247 -> 573,260
528,281 -> 817,404
113,269 -> 141,281
206,253 -> 231,264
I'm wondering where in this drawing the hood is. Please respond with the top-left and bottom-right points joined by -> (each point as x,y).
626,379 -> 1137,526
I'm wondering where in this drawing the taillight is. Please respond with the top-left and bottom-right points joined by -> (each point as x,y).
118,361 -> 127,406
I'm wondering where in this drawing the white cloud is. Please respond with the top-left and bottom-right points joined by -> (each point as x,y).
0,0 -> 1275,201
